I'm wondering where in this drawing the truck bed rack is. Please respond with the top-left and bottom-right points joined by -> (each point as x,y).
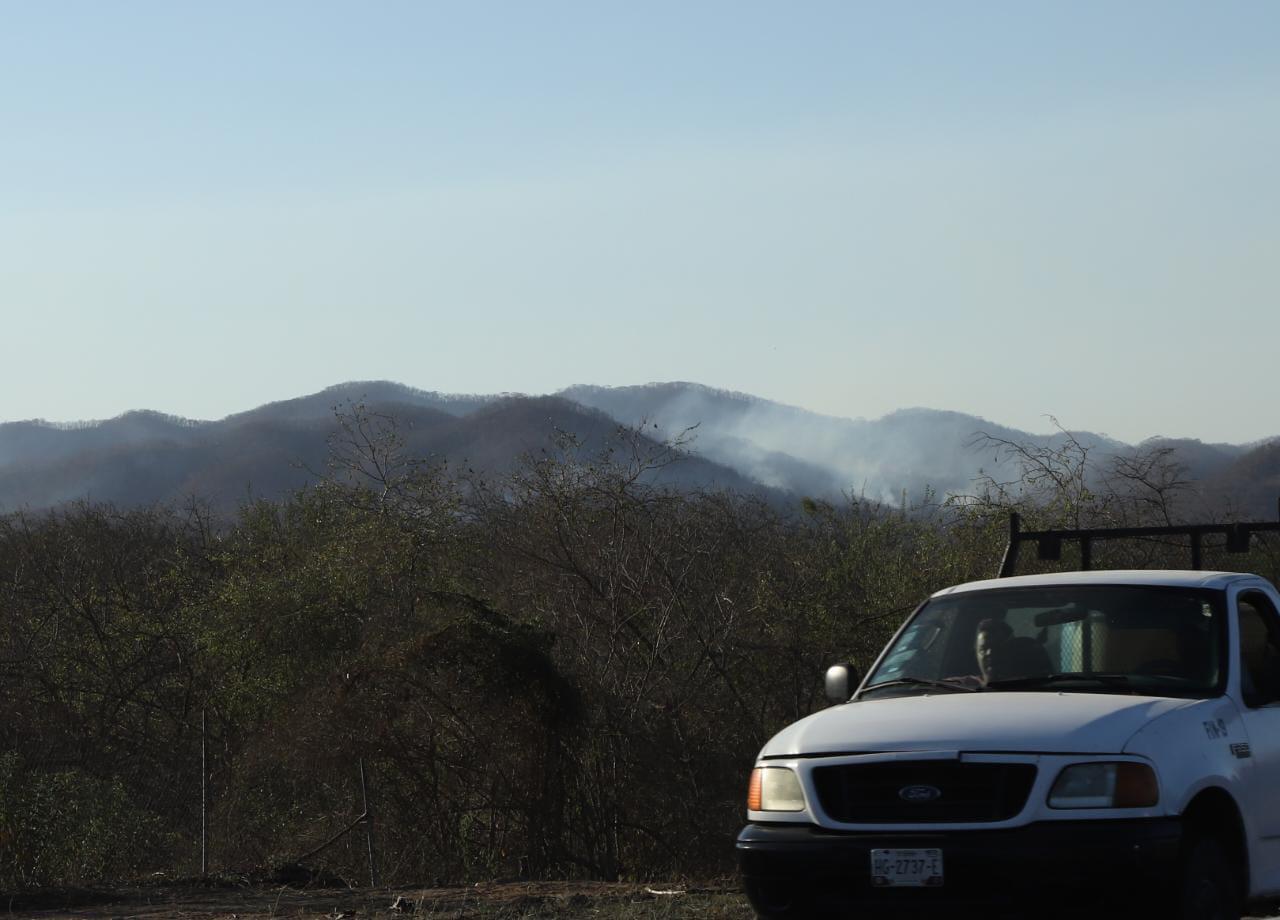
997,500 -> 1280,577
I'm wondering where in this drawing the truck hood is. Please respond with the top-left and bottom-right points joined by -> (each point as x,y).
759,692 -> 1195,758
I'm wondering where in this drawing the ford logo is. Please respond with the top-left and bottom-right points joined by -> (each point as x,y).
898,784 -> 943,802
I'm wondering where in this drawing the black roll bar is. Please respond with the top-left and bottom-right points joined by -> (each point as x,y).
997,498 -> 1280,578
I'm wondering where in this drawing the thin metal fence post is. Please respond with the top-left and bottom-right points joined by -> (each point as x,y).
201,708 -> 208,877
359,758 -> 378,888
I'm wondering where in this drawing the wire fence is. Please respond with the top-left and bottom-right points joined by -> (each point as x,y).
1,711 -> 386,888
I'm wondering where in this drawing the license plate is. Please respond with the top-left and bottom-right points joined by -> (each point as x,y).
870,848 -> 944,888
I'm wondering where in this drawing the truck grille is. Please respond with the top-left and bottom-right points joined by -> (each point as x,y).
811,761 -> 1037,823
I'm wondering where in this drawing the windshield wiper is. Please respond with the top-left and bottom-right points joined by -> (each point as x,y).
983,673 -> 1135,692
860,676 -> 981,695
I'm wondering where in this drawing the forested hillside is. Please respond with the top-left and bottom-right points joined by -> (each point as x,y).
1,409 -> 1277,890
0,387 -> 762,513
3,381 -> 1276,517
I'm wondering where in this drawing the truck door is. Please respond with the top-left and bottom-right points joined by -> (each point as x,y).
1232,586 -> 1280,889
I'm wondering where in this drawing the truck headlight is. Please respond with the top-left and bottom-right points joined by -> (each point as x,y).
1048,762 -> 1158,809
747,767 -> 806,812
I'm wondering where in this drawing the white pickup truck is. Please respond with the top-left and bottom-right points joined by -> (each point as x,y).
738,518 -> 1280,920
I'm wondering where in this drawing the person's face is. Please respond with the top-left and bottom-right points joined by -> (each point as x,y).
975,630 -> 998,681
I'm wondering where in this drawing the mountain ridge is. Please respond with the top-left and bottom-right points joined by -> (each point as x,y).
1,380 -> 1276,516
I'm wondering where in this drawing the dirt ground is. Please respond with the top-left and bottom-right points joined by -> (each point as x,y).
6,880 -> 753,920
9,880 -> 1280,920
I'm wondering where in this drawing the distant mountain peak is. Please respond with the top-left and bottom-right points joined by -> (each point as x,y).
0,380 -> 1276,518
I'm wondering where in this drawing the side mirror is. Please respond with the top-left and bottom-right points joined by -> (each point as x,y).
825,663 -> 860,703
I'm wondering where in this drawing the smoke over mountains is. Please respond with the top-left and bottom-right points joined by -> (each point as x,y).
0,381 -> 1276,517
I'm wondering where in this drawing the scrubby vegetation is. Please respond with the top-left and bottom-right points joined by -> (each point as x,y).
0,409 -> 1275,890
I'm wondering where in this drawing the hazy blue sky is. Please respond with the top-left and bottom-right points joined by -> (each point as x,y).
3,1 -> 1278,444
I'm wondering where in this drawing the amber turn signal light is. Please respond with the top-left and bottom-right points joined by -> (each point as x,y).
1114,762 -> 1159,808
747,767 -> 763,811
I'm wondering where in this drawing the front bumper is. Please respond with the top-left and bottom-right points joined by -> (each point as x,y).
737,817 -> 1181,916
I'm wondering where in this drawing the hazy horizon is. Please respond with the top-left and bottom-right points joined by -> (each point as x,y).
4,378 -> 1274,451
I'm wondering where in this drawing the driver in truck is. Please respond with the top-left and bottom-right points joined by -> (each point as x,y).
946,617 -> 1014,688
974,617 -> 1013,684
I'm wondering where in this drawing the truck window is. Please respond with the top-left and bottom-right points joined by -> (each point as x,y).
861,585 -> 1225,699
1237,592 -> 1280,708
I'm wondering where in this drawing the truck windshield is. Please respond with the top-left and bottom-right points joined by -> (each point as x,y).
861,585 -> 1226,699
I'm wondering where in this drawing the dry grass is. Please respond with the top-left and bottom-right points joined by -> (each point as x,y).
10,879 -> 753,919
13,880 -> 1280,919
